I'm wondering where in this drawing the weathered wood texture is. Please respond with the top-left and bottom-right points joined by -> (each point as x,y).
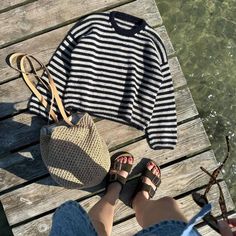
198,225 -> 220,236
0,118 -> 207,193
0,84 -> 197,157
198,212 -> 236,236
110,118 -> 209,166
0,0 -> 134,48
112,182 -> 234,235
0,24 -> 171,84
0,0 -> 161,83
115,0 -> 162,27
0,0 -> 234,235
0,55 -> 185,118
12,182 -> 234,236
0,0 -> 35,12
1,149 -> 219,226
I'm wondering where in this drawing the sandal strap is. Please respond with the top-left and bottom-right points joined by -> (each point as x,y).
109,173 -> 126,186
144,169 -> 161,186
112,160 -> 132,173
108,152 -> 134,189
138,182 -> 156,199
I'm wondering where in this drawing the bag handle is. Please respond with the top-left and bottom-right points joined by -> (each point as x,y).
9,53 -> 74,126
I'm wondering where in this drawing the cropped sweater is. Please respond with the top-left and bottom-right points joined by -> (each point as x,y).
29,11 -> 177,150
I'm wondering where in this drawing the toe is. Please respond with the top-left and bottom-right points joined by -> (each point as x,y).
143,161 -> 161,188
152,165 -> 161,178
127,155 -> 134,164
147,161 -> 154,171
123,156 -> 127,164
152,167 -> 157,175
117,156 -> 124,163
155,167 -> 161,178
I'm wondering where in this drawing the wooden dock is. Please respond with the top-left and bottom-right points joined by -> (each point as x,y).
0,0 -> 235,235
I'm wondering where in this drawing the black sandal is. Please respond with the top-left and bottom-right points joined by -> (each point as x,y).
131,160 -> 161,207
108,152 -> 134,189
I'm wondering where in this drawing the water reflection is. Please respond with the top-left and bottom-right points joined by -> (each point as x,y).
157,0 -> 236,203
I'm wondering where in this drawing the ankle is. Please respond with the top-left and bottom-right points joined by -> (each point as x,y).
107,182 -> 122,194
104,183 -> 122,204
132,191 -> 149,209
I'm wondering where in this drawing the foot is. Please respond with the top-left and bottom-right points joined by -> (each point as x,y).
107,153 -> 134,194
132,161 -> 161,208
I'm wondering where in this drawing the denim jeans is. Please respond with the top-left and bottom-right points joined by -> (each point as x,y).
50,200 -> 211,236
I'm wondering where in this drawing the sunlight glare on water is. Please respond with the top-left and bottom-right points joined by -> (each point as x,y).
156,0 -> 236,203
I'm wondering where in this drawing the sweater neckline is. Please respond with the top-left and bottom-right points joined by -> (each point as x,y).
109,11 -> 146,36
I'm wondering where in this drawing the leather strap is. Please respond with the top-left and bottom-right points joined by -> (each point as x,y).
138,182 -> 156,198
144,169 -> 161,186
9,53 -> 74,126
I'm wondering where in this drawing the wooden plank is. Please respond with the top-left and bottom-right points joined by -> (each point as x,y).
0,0 -> 162,83
13,213 -> 52,236
0,144 -> 46,192
198,212 -> 236,236
0,201 -> 13,236
110,118 -> 209,167
198,225 -> 220,236
0,84 -> 197,157
0,0 -> 35,13
176,183 -> 235,224
111,182 -> 234,235
10,152 -> 232,235
0,0 -> 133,48
156,25 -> 175,55
0,140 -> 215,226
110,150 -> 220,222
115,0 -> 162,27
0,117 -> 206,193
0,114 -> 46,157
0,55 -> 184,118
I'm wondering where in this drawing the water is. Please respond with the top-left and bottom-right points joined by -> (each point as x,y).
156,0 -> 236,203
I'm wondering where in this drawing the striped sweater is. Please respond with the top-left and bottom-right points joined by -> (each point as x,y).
29,11 -> 177,150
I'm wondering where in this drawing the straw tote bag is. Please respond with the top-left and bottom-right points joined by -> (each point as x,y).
9,53 -> 111,189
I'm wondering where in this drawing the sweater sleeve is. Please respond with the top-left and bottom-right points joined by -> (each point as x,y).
28,17 -> 87,119
145,51 -> 177,150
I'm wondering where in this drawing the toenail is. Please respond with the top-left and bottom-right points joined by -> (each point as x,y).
148,162 -> 153,167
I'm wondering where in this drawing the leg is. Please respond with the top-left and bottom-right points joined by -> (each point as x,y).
89,155 -> 134,236
132,161 -> 187,228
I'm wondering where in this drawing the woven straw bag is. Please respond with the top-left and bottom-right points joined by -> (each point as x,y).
9,53 -> 111,189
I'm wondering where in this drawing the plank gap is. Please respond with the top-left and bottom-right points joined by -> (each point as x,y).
0,76 -> 19,86
9,141 -> 40,156
160,148 -> 211,170
10,188 -> 105,229
0,201 -> 13,236
0,0 -> 135,50
8,151 -> 220,230
0,118 -> 209,196
0,109 -> 28,121
0,0 -> 37,15
177,114 -> 200,126
4,151 -> 218,227
196,209 -> 236,230
175,179 -> 224,201
111,180 -> 225,227
0,173 -> 49,197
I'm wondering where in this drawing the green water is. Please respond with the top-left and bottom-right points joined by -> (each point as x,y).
156,0 -> 236,203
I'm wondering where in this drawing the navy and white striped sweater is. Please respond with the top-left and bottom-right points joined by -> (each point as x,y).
29,11 -> 177,150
